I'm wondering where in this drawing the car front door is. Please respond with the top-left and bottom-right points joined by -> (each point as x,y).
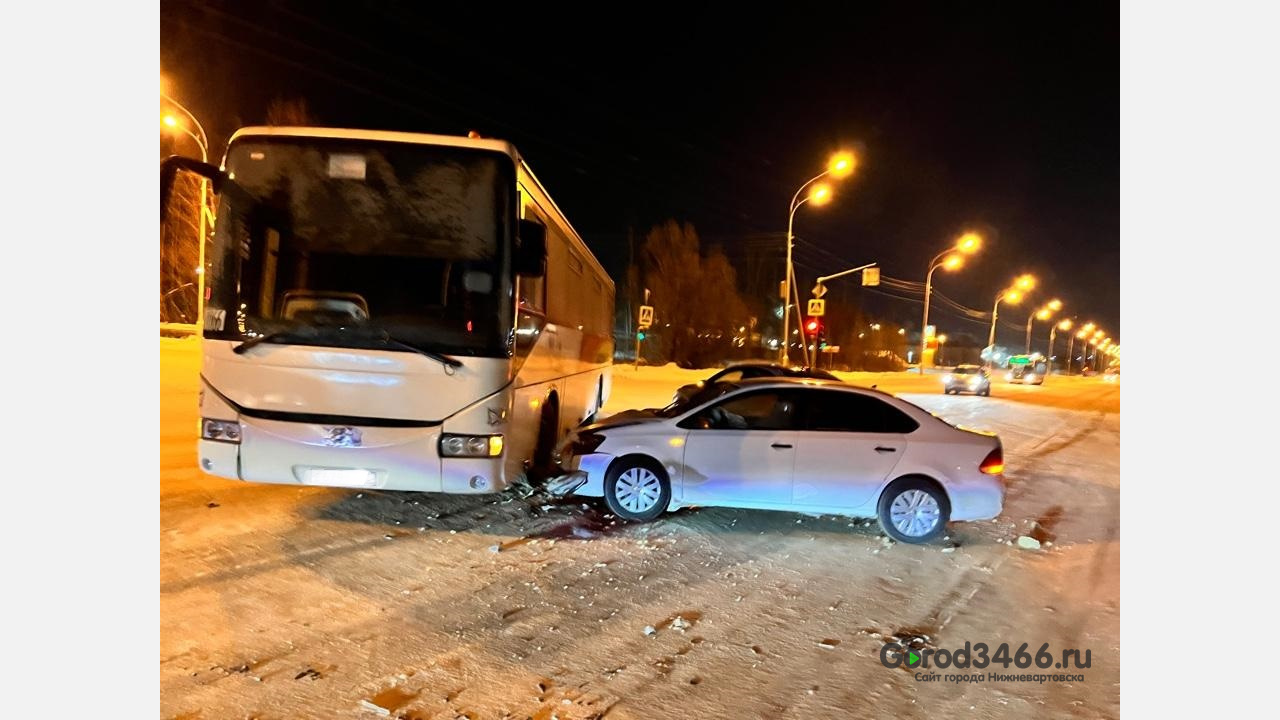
790,389 -> 918,509
678,389 -> 801,506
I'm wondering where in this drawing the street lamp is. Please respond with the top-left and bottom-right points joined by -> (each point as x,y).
1073,328 -> 1091,375
1025,298 -> 1062,354
918,231 -> 983,374
162,91 -> 212,330
781,150 -> 858,367
986,279 -> 1030,368
936,334 -> 948,365
1050,318 -> 1072,375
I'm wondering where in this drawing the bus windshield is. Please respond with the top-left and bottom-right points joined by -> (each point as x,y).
204,136 -> 516,356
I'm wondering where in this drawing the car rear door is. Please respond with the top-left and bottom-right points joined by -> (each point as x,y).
790,389 -> 917,509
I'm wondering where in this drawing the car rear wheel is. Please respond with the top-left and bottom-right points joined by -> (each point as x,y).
604,457 -> 671,522
878,477 -> 950,543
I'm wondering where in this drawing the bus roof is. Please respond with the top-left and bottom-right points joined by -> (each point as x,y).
225,126 -> 518,163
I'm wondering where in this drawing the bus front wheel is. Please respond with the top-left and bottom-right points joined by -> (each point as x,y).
532,396 -> 560,476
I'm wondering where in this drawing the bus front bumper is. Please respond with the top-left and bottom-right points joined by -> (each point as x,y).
197,416 -> 509,493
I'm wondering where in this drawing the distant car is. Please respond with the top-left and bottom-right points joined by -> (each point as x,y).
943,365 -> 991,396
1005,361 -> 1046,385
671,362 -> 838,403
555,378 -> 1005,544
1103,367 -> 1119,383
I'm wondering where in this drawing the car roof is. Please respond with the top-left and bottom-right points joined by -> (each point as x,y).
729,376 -> 901,398
721,361 -> 784,370
720,362 -> 835,375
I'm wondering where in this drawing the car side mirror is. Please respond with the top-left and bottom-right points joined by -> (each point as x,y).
515,218 -> 547,277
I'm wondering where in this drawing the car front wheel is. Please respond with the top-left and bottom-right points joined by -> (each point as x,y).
878,477 -> 951,543
603,457 -> 671,522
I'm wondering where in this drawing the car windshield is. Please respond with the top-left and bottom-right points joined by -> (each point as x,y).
658,381 -> 739,417
954,367 -> 979,375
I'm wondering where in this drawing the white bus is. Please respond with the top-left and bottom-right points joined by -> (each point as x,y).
161,127 -> 614,493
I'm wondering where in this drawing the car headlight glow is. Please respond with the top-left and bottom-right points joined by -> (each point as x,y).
1005,372 -> 1014,381
202,418 -> 241,444
1026,373 -> 1037,382
943,374 -> 953,384
440,433 -> 504,457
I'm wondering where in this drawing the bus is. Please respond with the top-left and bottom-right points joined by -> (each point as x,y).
1004,353 -> 1047,385
161,127 -> 615,493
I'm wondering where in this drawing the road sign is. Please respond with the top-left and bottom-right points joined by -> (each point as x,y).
862,267 -> 880,286
807,298 -> 825,317
811,283 -> 828,299
638,305 -> 654,328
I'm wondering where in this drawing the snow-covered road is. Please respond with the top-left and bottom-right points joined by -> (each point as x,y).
161,340 -> 1118,719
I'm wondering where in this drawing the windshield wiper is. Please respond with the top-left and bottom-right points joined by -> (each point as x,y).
379,334 -> 464,370
232,328 -> 316,354
232,326 -> 463,370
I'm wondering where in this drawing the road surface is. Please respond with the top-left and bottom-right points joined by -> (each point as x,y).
161,339 -> 1119,719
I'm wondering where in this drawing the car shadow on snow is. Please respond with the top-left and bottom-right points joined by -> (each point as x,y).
305,478 -> 1024,552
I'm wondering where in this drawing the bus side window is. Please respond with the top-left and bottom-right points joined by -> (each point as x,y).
518,206 -> 548,314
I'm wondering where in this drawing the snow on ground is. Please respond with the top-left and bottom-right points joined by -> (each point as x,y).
161,341 -> 1118,719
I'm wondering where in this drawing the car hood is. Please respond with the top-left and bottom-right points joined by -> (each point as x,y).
579,408 -> 669,433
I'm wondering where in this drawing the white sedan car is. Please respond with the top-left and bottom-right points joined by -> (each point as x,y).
554,378 -> 1005,543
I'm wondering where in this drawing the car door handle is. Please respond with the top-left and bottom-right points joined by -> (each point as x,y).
771,443 -> 793,449
875,446 -> 897,453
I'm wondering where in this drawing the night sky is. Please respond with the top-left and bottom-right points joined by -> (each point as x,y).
161,2 -> 1118,345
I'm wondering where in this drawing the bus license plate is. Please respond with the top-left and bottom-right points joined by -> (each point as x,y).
303,468 -> 377,488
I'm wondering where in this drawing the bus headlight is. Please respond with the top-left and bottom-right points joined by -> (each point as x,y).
440,433 -> 504,457
202,418 -> 241,444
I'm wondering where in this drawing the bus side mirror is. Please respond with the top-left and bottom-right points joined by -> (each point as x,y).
515,218 -> 547,277
161,155 -> 224,222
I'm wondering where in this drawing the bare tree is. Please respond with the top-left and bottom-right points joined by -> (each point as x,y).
265,97 -> 314,126
160,171 -> 203,323
638,220 -> 750,367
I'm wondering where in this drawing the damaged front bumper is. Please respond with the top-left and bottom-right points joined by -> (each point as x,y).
545,470 -> 588,497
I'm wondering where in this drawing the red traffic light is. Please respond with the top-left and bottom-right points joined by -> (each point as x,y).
805,319 -> 820,334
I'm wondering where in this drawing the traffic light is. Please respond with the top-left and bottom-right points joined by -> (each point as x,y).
805,318 -> 820,335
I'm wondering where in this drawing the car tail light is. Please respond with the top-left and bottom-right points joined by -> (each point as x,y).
979,446 -> 1004,475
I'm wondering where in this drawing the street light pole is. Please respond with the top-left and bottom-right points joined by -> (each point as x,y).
783,188 -> 817,367
919,251 -> 950,375
918,233 -> 981,375
779,152 -> 855,368
1050,319 -> 1072,376
1025,299 -> 1062,355
988,293 -> 1007,370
